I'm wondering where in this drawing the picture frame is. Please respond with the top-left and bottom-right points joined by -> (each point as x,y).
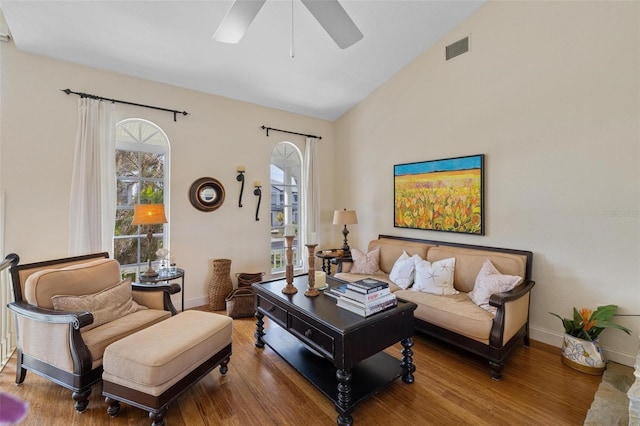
394,154 -> 484,235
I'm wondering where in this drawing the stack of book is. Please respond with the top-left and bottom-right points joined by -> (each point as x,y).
334,278 -> 397,317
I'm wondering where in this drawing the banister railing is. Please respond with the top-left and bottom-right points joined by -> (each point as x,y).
1,253 -> 19,369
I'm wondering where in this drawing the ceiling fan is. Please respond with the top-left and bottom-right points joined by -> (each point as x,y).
213,0 -> 363,49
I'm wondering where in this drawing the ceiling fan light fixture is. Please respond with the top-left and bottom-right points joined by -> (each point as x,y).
213,0 -> 267,44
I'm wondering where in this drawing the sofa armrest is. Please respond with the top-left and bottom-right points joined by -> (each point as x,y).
488,280 -> 535,347
131,282 -> 181,315
8,301 -> 93,374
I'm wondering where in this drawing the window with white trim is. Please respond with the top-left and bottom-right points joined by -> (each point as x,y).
114,119 -> 170,279
270,142 -> 303,273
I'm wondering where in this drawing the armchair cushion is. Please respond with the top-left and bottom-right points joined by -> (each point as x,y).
52,279 -> 147,331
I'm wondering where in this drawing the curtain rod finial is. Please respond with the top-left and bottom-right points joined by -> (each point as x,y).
61,89 -> 71,95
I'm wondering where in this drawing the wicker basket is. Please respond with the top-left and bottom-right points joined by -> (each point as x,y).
225,288 -> 256,319
236,272 -> 264,288
208,258 -> 233,311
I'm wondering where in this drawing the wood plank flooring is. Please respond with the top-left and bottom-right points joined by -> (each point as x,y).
0,308 -> 602,425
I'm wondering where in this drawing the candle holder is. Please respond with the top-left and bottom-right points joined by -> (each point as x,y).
253,182 -> 262,221
304,244 -> 320,297
282,235 -> 298,295
236,167 -> 245,208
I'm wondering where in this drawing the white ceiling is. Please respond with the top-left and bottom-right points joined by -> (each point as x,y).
0,0 -> 485,121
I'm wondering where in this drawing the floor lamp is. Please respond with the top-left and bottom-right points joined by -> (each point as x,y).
132,203 -> 168,278
333,209 -> 357,253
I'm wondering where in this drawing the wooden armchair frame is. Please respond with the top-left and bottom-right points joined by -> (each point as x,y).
8,252 -> 180,411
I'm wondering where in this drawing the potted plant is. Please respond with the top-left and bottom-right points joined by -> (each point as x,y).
550,304 -> 631,375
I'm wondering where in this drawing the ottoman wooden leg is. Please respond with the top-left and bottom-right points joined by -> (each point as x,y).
105,396 -> 121,416
220,356 -> 230,375
150,407 -> 168,426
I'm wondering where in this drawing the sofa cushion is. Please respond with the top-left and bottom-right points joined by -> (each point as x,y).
389,251 -> 418,289
52,279 -> 147,331
395,289 -> 494,344
350,247 -> 382,275
83,309 -> 171,368
368,238 -> 433,274
24,258 -> 123,309
469,259 -> 523,312
412,257 -> 457,295
426,246 -> 527,293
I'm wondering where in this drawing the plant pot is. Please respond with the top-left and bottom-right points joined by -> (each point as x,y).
561,333 -> 606,375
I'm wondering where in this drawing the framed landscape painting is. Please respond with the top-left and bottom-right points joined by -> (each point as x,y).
394,154 -> 484,235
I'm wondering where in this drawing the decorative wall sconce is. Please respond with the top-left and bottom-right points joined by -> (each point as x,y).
236,166 -> 245,207
253,181 -> 262,221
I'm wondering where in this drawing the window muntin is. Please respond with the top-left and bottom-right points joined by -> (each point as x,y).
270,142 -> 303,273
114,119 -> 170,278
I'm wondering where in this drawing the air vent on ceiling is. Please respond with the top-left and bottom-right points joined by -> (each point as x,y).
446,36 -> 469,61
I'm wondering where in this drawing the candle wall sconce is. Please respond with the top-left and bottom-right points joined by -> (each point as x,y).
253,181 -> 262,221
236,166 -> 245,207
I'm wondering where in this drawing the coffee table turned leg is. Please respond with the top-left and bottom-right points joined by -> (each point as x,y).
255,311 -> 265,348
400,337 -> 416,384
336,369 -> 353,426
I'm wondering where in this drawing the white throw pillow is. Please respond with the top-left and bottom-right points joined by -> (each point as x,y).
350,247 -> 382,275
469,259 -> 523,310
389,251 -> 419,289
412,257 -> 457,295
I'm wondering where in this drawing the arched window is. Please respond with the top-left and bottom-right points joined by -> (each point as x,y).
113,119 -> 170,278
270,142 -> 303,273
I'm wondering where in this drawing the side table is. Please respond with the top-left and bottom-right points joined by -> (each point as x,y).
315,250 -> 352,276
140,268 -> 185,311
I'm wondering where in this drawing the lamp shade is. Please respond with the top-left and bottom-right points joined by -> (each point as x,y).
131,204 -> 167,226
333,209 -> 358,225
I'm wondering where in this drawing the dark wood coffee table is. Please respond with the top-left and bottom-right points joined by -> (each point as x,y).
252,275 -> 417,426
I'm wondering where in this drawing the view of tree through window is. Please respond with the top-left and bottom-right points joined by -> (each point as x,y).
114,119 -> 170,276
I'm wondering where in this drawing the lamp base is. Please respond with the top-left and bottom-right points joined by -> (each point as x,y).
141,268 -> 158,278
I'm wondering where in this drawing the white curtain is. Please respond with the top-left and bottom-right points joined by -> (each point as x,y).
302,136 -> 320,252
68,98 -> 116,256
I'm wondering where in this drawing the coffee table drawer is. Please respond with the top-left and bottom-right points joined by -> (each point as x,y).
256,296 -> 287,327
289,315 -> 334,357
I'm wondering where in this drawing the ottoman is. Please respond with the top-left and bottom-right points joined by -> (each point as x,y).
102,310 -> 232,426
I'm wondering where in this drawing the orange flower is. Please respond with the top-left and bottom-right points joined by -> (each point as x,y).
579,308 -> 593,327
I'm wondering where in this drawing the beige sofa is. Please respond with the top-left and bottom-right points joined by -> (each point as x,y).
335,235 -> 534,379
8,252 -> 180,411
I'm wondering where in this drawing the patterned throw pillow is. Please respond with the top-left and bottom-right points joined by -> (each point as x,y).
412,257 -> 457,295
389,251 -> 419,289
469,259 -> 523,311
52,279 -> 147,330
350,247 -> 382,274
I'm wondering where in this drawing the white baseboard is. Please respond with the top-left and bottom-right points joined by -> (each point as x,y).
531,326 -> 636,367
183,296 -> 208,310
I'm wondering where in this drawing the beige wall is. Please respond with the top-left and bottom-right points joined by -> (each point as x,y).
0,41 -> 337,309
1,1 -> 638,365
335,1 -> 639,364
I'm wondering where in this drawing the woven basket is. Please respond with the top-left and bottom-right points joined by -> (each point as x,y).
208,258 -> 233,311
236,272 -> 264,288
225,288 -> 256,319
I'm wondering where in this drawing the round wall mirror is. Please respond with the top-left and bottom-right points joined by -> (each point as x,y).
189,177 -> 225,212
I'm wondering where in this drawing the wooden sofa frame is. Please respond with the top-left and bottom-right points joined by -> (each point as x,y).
8,252 -> 181,411
337,234 -> 535,379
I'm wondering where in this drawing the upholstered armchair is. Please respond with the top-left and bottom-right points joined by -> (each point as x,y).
8,252 -> 180,412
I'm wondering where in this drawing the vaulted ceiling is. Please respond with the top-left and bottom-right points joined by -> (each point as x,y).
0,0 -> 485,120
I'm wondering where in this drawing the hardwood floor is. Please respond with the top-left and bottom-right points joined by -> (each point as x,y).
0,308 -> 602,425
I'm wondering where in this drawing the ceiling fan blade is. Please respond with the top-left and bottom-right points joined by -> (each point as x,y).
213,0 -> 267,44
300,0 -> 363,49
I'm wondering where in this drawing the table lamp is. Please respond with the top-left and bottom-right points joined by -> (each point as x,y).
132,203 -> 168,277
333,208 -> 357,253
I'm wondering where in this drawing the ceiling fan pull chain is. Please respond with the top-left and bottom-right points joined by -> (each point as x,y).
290,0 -> 295,58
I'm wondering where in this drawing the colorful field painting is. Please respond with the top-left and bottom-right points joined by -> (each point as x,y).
394,155 -> 484,235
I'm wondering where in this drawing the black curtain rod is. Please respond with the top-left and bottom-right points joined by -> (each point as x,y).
261,125 -> 322,140
61,89 -> 190,122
